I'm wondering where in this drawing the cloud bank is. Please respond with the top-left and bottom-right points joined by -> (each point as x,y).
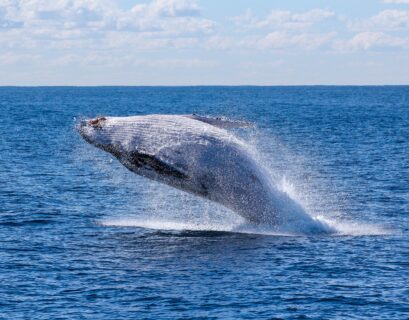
1,0 -> 409,84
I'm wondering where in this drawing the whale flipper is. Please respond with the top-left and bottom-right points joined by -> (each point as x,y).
125,151 -> 189,180
185,115 -> 252,129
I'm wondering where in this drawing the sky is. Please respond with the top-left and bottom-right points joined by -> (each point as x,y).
1,0 -> 409,85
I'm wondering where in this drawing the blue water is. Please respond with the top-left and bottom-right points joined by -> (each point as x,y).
1,86 -> 409,319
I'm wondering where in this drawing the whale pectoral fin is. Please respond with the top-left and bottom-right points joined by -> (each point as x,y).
128,151 -> 189,180
185,115 -> 253,129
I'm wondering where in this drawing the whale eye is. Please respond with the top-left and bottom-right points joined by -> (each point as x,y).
89,117 -> 106,128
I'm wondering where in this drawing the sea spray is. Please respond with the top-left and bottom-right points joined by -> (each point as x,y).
79,114 -> 388,236
96,119 -> 337,235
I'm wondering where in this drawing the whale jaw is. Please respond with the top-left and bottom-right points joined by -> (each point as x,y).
77,116 -> 205,196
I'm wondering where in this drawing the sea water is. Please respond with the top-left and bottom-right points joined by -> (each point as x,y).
0,86 -> 408,319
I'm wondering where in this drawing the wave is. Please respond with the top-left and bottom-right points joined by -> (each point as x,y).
100,215 -> 392,237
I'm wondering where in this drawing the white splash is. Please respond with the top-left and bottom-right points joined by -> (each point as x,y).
100,214 -> 392,237
90,118 -> 392,237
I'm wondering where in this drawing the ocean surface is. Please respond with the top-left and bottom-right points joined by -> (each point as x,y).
1,86 -> 408,319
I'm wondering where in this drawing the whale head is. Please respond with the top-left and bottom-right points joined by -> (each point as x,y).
77,116 -> 153,158
77,115 -> 198,184
77,116 -> 116,153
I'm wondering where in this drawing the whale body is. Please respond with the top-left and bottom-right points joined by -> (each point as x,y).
78,114 -> 331,232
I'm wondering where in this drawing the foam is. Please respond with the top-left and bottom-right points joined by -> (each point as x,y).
100,215 -> 392,237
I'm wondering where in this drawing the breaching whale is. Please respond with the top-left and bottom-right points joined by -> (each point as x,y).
78,114 -> 331,233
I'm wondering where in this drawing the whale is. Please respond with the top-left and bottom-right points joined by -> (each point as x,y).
77,114 -> 331,233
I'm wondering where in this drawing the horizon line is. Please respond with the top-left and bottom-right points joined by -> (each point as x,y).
1,84 -> 409,88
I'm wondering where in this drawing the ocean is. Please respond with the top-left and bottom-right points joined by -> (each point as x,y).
1,86 -> 408,319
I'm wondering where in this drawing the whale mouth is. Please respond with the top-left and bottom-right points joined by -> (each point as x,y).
76,116 -> 108,140
76,118 -> 102,147
88,117 -> 107,128
76,116 -> 107,131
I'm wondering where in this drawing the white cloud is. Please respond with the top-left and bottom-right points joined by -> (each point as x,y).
252,31 -> 336,50
232,9 -> 335,30
50,53 -> 217,69
0,0 -> 214,47
0,0 -> 22,29
342,9 -> 409,50
344,32 -> 386,50
384,0 -> 409,3
0,0 -> 220,79
149,0 -> 200,17
227,8 -> 336,51
349,10 -> 409,31
3,1 -> 409,85
204,35 -> 236,50
102,31 -> 201,50
203,31 -> 336,51
335,32 -> 409,50
114,0 -> 212,34
1,0 -> 116,29
240,60 -> 284,69
0,52 -> 40,65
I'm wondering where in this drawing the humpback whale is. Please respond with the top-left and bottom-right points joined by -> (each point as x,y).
78,114 -> 331,233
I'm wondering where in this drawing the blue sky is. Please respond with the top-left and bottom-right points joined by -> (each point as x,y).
1,0 -> 409,85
